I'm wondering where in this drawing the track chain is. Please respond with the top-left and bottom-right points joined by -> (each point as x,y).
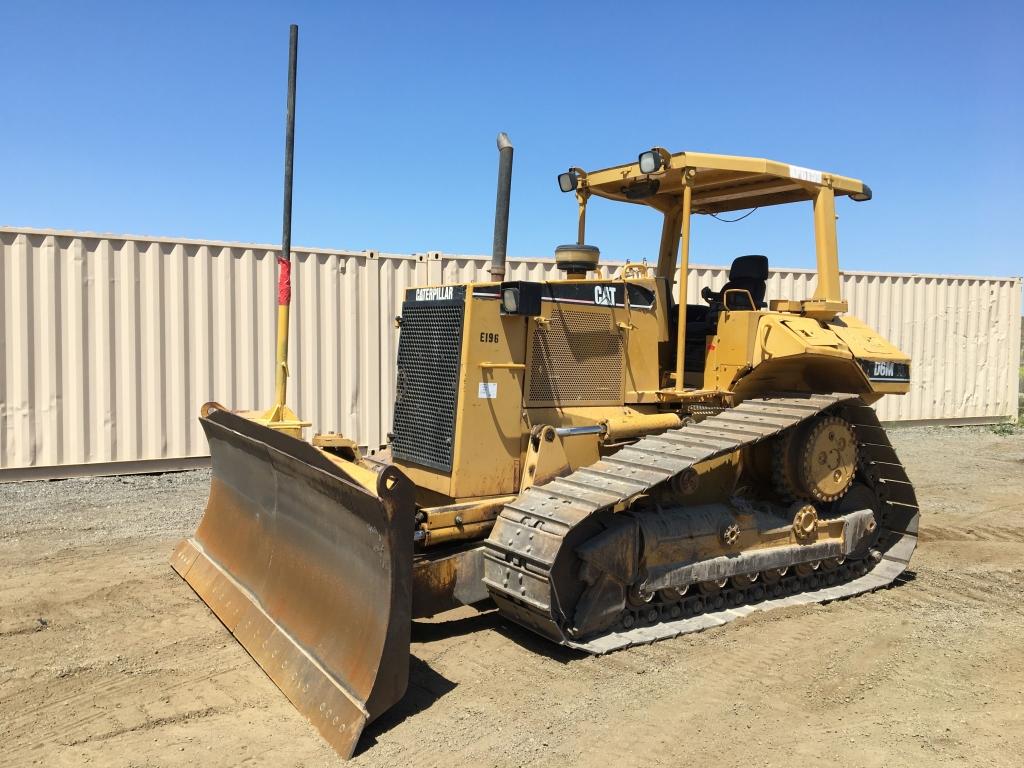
482,394 -> 919,653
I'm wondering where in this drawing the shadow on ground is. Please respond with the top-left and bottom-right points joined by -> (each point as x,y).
354,656 -> 457,755
413,605 -> 587,664
355,605 -> 588,753
409,608 -> 501,642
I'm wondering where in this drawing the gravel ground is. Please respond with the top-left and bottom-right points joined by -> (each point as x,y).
2,425 -> 1023,767
1,470 -> 210,552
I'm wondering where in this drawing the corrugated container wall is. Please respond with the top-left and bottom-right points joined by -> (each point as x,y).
2,228 -> 1021,480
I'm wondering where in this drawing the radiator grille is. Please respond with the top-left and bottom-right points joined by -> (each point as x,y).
391,302 -> 464,471
527,308 -> 623,406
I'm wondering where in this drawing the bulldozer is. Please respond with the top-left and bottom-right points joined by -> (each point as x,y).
170,34 -> 918,757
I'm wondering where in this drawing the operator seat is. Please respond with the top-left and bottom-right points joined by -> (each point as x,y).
676,255 -> 770,374
701,255 -> 769,310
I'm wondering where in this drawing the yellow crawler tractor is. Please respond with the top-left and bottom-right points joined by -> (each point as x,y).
172,140 -> 919,757
171,26 -> 918,761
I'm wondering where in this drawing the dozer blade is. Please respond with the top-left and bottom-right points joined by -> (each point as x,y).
171,407 -> 415,759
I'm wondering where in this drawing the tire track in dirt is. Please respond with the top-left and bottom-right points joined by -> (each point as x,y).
60,705 -> 229,747
2,648 -> 252,756
920,522 -> 1024,543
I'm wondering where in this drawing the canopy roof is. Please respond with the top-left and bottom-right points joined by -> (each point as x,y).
580,150 -> 870,214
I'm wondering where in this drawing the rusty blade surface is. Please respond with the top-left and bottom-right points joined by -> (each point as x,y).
171,408 -> 415,759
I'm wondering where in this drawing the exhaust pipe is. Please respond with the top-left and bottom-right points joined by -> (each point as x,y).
490,132 -> 514,282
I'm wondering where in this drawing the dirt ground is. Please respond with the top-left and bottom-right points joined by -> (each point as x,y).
3,425 -> 1023,768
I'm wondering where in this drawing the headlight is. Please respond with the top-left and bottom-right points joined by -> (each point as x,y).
501,286 -> 519,314
638,150 -> 663,174
557,171 -> 578,193
850,184 -> 872,202
499,281 -> 542,316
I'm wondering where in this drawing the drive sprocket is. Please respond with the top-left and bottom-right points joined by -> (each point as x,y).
773,413 -> 858,502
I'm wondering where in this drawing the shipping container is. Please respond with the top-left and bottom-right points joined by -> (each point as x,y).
2,228 -> 1020,479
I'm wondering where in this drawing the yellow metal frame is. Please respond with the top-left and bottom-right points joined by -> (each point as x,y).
576,150 -> 867,354
581,150 -> 869,211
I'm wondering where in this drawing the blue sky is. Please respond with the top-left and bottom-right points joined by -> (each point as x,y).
1,1 -> 1021,277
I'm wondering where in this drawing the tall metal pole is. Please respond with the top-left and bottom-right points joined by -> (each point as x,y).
274,24 -> 298,410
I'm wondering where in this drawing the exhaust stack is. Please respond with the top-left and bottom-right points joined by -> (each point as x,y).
489,132 -> 514,282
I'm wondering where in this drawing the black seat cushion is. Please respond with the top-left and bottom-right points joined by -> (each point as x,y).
719,255 -> 769,308
729,254 -> 770,281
